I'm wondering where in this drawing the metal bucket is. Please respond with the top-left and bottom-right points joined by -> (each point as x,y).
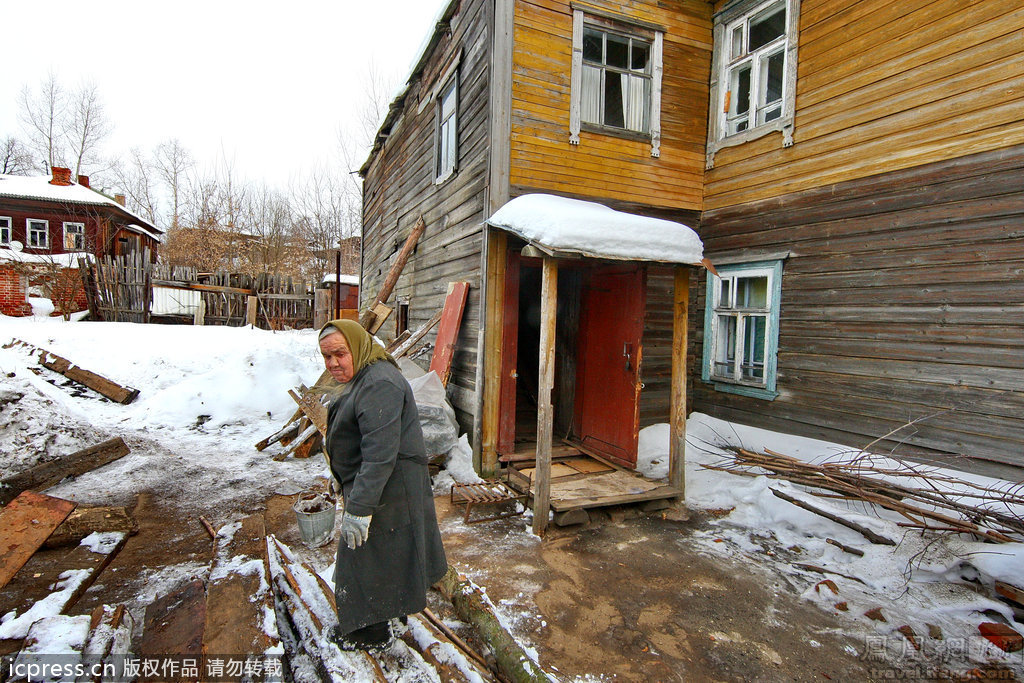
293,492 -> 337,548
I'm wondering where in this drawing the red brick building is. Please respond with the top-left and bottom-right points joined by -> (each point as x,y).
0,167 -> 162,316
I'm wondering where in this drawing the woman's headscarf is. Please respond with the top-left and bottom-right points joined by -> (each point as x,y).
318,319 -> 399,379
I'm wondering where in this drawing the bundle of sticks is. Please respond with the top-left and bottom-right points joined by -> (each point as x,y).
703,446 -> 1024,544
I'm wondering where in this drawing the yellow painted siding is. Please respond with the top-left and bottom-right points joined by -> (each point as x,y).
509,0 -> 712,211
704,0 -> 1024,211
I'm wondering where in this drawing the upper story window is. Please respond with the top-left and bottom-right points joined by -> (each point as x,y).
706,0 -> 800,168
63,222 -> 85,251
0,217 -> 10,245
435,77 -> 458,182
702,259 -> 783,400
27,219 -> 49,249
570,7 -> 664,157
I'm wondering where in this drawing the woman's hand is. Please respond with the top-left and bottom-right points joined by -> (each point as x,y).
340,512 -> 372,549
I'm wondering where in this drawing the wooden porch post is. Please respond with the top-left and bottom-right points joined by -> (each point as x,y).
669,266 -> 689,499
533,256 -> 558,536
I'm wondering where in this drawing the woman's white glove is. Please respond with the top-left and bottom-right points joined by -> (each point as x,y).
340,512 -> 372,549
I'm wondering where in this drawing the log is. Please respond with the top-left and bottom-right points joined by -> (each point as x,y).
401,615 -> 487,683
43,505 -> 137,548
38,350 -> 139,404
770,487 -> 895,545
437,566 -> 550,683
359,216 -> 426,330
0,437 -> 131,506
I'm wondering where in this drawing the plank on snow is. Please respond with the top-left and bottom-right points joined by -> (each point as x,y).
0,437 -> 131,506
37,349 -> 139,404
0,491 -> 77,589
203,514 -> 276,658
428,282 -> 470,387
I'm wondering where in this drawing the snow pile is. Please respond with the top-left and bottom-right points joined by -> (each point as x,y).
487,194 -> 705,265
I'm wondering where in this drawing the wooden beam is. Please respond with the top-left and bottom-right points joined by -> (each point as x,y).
359,216 -> 426,330
480,231 -> 507,477
0,437 -> 131,506
44,505 -> 137,549
37,350 -> 139,404
0,492 -> 77,589
669,267 -> 689,499
533,256 -> 558,537
391,309 -> 443,359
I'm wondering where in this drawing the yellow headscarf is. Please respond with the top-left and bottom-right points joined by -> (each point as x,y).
317,319 -> 398,380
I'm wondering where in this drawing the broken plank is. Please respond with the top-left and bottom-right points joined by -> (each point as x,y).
44,505 -> 137,549
368,303 -> 393,335
79,604 -> 135,682
428,282 -> 470,388
0,532 -> 126,641
392,309 -> 443,359
288,388 -> 328,436
0,491 -> 77,589
139,578 -> 206,670
255,420 -> 301,451
38,350 -> 139,404
203,515 -> 276,658
0,437 -> 131,506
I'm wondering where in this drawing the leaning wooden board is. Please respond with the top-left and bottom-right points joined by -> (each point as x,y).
0,491 -> 77,589
429,282 -> 470,387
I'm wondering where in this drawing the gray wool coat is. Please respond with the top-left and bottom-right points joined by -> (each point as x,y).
325,359 -> 448,635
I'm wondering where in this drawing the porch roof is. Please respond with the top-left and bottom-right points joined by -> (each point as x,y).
486,194 -> 705,265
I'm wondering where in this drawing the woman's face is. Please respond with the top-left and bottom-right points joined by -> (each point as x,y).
320,332 -> 356,383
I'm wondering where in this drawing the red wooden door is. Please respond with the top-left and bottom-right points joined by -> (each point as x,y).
496,250 -> 521,454
575,265 -> 645,467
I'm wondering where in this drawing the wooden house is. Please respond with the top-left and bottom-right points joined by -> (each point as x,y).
695,0 -> 1024,480
360,0 -> 1024,507
360,0 -> 715,528
0,168 -> 162,316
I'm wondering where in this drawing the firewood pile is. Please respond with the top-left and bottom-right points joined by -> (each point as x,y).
703,447 -> 1024,544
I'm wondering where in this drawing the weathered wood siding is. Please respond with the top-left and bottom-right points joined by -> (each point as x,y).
360,0 -> 491,426
509,0 -> 711,210
695,145 -> 1024,477
704,0 -> 1024,210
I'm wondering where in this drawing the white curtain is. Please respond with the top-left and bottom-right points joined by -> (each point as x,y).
581,65 -> 601,124
623,74 -> 646,132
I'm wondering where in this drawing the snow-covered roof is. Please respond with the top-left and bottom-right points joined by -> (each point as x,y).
487,194 -> 706,265
0,174 -> 162,234
124,223 -> 163,243
0,249 -> 94,269
320,273 -> 360,286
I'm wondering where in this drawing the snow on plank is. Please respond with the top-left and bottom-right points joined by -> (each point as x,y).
0,491 -> 77,589
0,532 -> 126,641
79,604 -> 135,682
0,438 -> 131,506
203,515 -> 279,659
6,339 -> 139,404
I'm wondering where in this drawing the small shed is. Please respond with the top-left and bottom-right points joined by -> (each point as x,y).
483,194 -> 711,534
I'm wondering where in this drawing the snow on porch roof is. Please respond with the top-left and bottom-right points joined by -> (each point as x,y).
487,194 -> 705,265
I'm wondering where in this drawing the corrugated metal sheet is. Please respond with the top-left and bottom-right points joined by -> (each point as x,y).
152,287 -> 200,315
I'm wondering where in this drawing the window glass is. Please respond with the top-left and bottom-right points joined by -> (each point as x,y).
736,276 -> 768,308
714,314 -> 737,378
743,315 -> 767,380
583,29 -> 603,62
436,79 -> 458,179
0,217 -> 10,244
28,220 -> 47,248
606,33 -> 630,69
730,26 -> 744,59
631,42 -> 649,71
749,6 -> 785,51
603,72 -> 626,128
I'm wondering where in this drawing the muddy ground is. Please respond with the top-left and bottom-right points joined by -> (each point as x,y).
0,486 -> 899,681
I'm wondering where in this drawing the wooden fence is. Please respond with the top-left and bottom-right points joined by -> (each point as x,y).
81,256 -> 315,329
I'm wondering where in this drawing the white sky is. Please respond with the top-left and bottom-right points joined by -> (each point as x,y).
0,0 -> 447,190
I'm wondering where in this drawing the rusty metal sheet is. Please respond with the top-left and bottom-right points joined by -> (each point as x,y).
0,491 -> 77,589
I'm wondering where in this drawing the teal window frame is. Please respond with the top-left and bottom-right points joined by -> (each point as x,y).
701,259 -> 783,400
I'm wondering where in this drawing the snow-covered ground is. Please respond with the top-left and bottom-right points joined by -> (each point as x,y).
1,310 -> 1022,678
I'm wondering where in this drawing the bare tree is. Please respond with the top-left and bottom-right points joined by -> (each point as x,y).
292,163 -> 360,283
18,73 -> 67,171
108,147 -> 160,224
154,138 -> 194,231
0,136 -> 35,175
67,81 -> 112,177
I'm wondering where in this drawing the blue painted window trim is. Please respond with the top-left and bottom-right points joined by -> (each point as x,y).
701,259 -> 783,401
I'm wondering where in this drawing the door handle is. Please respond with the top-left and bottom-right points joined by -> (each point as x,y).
623,343 -> 633,371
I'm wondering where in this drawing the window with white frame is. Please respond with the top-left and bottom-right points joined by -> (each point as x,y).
706,0 -> 799,166
570,8 -> 664,156
63,222 -> 85,251
0,217 -> 10,245
702,260 -> 783,399
435,77 -> 458,181
27,219 -> 49,249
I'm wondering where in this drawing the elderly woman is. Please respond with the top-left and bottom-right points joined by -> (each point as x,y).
318,319 -> 447,651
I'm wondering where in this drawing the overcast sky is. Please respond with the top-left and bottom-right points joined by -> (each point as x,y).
0,0 -> 447,190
